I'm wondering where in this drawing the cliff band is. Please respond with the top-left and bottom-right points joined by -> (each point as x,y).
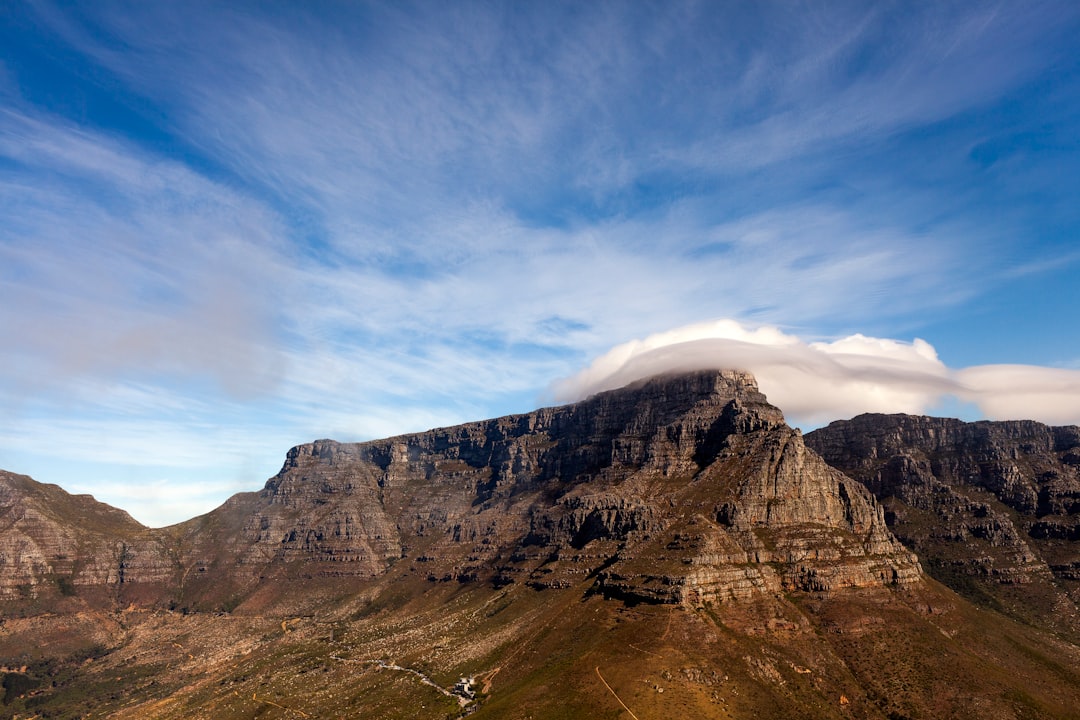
1,370 -> 920,609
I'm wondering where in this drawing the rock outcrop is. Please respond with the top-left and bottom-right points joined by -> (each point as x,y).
807,414 -> 1080,634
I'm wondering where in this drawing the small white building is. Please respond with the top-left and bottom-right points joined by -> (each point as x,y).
453,676 -> 476,700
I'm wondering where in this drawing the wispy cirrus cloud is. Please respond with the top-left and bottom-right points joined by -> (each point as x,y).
0,97 -> 1056,522
35,2 -> 1072,223
0,113 -> 289,397
2,1 -> 1079,525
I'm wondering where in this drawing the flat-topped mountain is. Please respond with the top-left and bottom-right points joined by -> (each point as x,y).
173,369 -> 919,611
2,371 -> 1079,719
1,370 -> 919,612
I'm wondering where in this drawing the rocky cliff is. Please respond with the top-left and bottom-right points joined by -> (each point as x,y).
172,369 -> 919,608
1,370 -> 919,611
0,471 -> 175,606
806,414 -> 1080,635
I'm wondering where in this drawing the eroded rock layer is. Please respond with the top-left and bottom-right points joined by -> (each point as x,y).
807,414 -> 1080,634
175,370 -> 920,607
0,371 -> 921,610
0,471 -> 174,603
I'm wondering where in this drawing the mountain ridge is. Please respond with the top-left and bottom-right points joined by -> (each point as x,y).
2,370 -> 1080,718
0,370 -> 921,612
806,411 -> 1080,639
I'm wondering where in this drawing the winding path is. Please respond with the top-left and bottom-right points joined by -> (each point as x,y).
330,656 -> 473,706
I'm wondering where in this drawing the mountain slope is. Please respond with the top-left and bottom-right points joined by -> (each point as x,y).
0,470 -> 174,608
1,372 -> 1079,719
806,413 -> 1080,639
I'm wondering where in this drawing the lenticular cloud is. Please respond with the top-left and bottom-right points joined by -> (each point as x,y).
553,320 -> 1080,427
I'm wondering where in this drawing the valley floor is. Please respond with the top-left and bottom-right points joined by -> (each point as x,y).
3,575 -> 1079,720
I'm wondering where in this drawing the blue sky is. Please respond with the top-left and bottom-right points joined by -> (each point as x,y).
2,0 -> 1080,526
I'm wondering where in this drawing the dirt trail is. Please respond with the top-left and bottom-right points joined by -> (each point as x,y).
477,667 -> 500,694
595,666 -> 641,720
330,656 -> 473,707
660,606 -> 675,641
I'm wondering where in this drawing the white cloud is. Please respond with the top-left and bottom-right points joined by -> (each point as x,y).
0,110 -> 290,401
554,320 -> 1080,428
955,365 -> 1080,426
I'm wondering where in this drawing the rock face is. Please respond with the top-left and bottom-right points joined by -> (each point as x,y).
0,371 -> 920,610
174,370 -> 919,607
806,414 -> 1080,633
14,380 -> 1080,720
0,471 -> 175,605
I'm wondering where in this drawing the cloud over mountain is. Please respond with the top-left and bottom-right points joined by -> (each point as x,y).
554,320 -> 1080,427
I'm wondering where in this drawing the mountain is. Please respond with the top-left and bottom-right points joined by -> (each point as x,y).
1,371 -> 1079,719
1,371 -> 920,613
0,470 -> 174,608
806,413 -> 1080,640
172,369 -> 920,612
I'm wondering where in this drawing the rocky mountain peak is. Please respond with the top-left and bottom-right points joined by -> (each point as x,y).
1,370 -> 918,613
593,367 -> 766,404
169,369 -> 917,609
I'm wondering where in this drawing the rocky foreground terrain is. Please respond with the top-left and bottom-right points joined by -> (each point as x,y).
1,370 -> 1079,719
